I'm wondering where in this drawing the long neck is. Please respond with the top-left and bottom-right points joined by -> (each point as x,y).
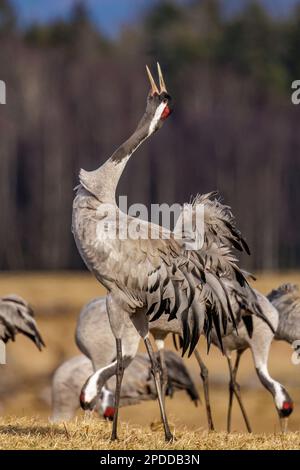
255,363 -> 291,410
79,116 -> 152,203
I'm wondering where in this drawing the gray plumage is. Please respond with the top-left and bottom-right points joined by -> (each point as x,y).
72,187 -> 252,355
51,351 -> 199,423
75,297 -> 196,400
267,283 -> 300,343
0,295 -> 45,350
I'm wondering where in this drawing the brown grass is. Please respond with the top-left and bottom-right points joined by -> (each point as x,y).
0,416 -> 299,450
0,271 -> 300,449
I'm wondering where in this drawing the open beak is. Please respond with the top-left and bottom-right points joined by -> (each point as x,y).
146,62 -> 168,95
157,62 -> 167,93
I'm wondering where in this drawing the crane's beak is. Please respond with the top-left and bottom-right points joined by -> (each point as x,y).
157,62 -> 167,93
146,62 -> 168,95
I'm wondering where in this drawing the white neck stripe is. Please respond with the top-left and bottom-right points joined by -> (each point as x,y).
148,102 -> 167,135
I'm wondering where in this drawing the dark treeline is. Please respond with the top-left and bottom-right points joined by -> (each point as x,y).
1,0 -> 300,271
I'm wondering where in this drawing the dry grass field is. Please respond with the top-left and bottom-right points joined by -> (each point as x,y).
0,416 -> 300,450
0,271 -> 300,450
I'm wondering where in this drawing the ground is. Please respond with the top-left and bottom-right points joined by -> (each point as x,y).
0,271 -> 300,450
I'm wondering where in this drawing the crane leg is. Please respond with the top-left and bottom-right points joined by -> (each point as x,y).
111,338 -> 124,441
144,336 -> 173,442
226,352 -> 252,433
159,349 -> 168,403
194,349 -> 215,431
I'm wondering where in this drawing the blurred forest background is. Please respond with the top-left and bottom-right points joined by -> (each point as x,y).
1,0 -> 300,272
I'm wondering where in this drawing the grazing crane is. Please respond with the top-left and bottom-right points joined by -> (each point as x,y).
204,292 -> 293,433
0,295 -> 45,350
72,64 -> 269,441
193,284 -> 297,433
51,351 -> 199,423
74,297 -> 198,416
75,286 -> 289,434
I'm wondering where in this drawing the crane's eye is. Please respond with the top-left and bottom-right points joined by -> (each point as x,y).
160,92 -> 171,101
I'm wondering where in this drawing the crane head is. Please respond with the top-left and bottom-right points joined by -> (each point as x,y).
144,62 -> 172,133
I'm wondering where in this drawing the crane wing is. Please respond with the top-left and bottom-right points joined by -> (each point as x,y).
173,192 -> 275,342
107,219 -> 245,357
